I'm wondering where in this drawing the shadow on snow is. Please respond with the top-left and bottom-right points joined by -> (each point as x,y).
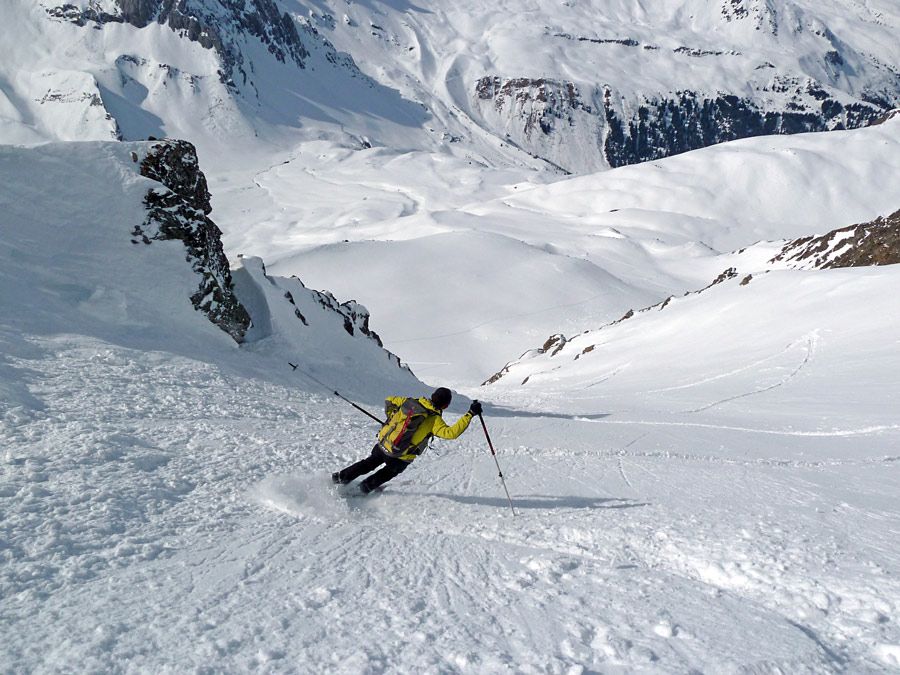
483,405 -> 611,421
408,492 -> 649,510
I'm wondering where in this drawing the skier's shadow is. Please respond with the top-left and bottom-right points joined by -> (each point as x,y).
408,493 -> 648,510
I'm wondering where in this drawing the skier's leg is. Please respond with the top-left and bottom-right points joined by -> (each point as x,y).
359,457 -> 409,493
334,445 -> 385,484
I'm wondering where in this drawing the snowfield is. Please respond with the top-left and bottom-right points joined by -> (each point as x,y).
3,327 -> 899,672
3,0 -> 900,657
257,117 -> 900,386
2,116 -> 899,672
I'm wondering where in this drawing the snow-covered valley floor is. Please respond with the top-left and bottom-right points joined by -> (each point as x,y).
3,331 -> 899,673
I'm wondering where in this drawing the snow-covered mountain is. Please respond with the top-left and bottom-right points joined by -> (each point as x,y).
294,0 -> 900,171
272,115 -> 900,385
1,0 -> 434,166
0,138 -> 418,397
3,3 -> 900,672
4,0 -> 899,173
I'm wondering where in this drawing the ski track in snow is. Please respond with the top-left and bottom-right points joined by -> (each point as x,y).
644,334 -> 814,396
583,417 -> 900,439
3,335 -> 900,672
684,333 -> 818,413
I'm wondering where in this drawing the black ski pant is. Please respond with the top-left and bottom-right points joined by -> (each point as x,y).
336,444 -> 409,492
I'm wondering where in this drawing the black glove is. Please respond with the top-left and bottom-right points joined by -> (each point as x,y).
468,400 -> 483,416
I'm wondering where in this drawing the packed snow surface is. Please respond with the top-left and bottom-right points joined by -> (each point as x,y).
3,117 -> 900,672
3,323 -> 899,672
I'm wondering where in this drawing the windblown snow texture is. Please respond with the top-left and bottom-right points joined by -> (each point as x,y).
3,119 -> 900,674
2,2 -> 900,672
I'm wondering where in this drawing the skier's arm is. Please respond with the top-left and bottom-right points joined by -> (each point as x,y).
431,411 -> 474,440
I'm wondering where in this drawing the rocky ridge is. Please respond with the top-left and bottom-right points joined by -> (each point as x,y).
485,207 -> 900,385
47,0 -> 309,87
475,74 -> 890,172
771,209 -> 900,269
132,140 -> 402,357
134,140 -> 251,342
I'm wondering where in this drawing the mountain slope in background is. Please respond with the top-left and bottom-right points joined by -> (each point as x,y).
2,0 -> 898,174
323,0 -> 900,171
0,139 -> 418,399
1,0 -> 436,165
269,116 -> 900,385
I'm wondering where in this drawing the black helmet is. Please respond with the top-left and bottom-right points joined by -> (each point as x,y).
431,387 -> 452,409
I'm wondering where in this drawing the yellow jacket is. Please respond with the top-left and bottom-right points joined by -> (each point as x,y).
377,396 -> 473,462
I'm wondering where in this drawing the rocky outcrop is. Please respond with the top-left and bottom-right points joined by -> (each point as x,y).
305,290 -> 385,346
871,109 -> 900,126
47,0 -> 309,86
482,334 -> 568,385
602,84 -> 882,168
133,140 -> 251,342
476,77 -> 587,137
474,75 -> 887,172
721,0 -> 779,34
770,209 -> 900,269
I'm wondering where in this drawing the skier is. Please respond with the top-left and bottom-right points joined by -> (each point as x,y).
332,387 -> 482,494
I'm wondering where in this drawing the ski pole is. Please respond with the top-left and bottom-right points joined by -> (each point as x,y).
478,413 -> 517,516
288,362 -> 385,425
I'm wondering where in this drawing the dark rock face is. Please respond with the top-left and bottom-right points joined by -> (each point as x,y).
139,140 -> 212,213
47,4 -> 122,25
47,0 -> 308,86
304,290 -> 384,346
134,140 -> 251,342
771,209 -> 900,269
601,87 -> 882,168
476,75 -> 887,171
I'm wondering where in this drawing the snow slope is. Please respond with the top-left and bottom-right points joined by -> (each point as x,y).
0,141 -> 233,351
3,274 -> 899,672
0,140 -> 418,397
260,117 -> 900,386
2,8 -> 899,668
486,266 -> 900,424
2,130 -> 899,672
